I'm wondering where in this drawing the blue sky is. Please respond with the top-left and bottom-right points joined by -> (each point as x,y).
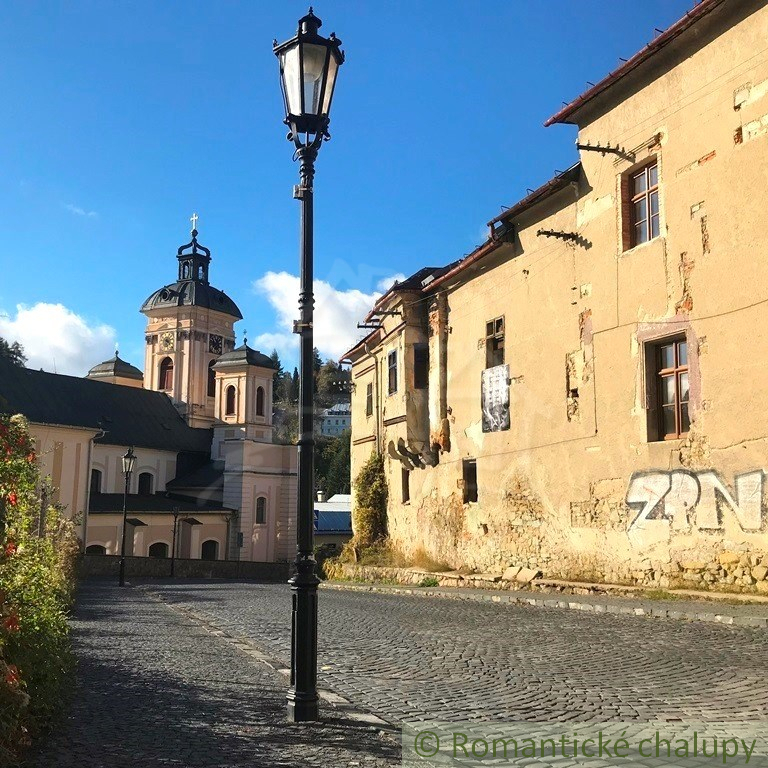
0,0 -> 694,375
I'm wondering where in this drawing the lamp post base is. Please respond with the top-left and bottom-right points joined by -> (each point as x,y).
286,557 -> 320,722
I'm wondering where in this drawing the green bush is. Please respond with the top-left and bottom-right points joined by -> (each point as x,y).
351,452 -> 388,549
0,415 -> 77,764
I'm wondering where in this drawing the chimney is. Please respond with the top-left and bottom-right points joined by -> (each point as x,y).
316,489 -> 327,503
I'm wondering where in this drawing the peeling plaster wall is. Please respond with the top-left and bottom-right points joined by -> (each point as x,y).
350,2 -> 768,592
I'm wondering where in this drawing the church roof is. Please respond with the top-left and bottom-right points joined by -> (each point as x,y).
166,460 -> 224,491
140,280 -> 243,319
140,228 -> 243,319
0,358 -> 211,454
88,492 -> 233,514
86,353 -> 143,381
212,344 -> 276,370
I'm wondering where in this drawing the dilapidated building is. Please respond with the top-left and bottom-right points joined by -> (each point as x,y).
343,0 -> 768,591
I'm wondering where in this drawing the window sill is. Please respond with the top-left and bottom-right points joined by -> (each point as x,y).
621,235 -> 663,258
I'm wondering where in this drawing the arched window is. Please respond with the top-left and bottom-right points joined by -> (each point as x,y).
256,386 -> 265,417
138,472 -> 154,495
225,385 -> 236,416
208,360 -> 216,398
148,542 -> 169,558
159,357 -> 174,391
201,540 -> 219,561
198,265 -> 204,280
255,496 -> 267,525
86,544 -> 106,555
182,262 -> 190,279
90,468 -> 102,495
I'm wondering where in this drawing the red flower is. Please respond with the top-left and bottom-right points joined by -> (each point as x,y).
3,614 -> 19,633
6,493 -> 17,507
4,542 -> 16,557
5,665 -> 20,686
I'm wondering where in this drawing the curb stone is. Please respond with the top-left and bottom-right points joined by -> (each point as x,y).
320,582 -> 768,628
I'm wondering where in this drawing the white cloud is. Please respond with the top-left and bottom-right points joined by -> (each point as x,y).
252,271 -> 404,362
64,203 -> 97,218
377,273 -> 406,293
0,303 -> 117,376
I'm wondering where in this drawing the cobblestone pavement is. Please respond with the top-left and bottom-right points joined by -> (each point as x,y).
23,582 -> 399,768
146,581 -> 768,726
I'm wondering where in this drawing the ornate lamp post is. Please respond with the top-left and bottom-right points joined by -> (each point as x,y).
118,447 -> 137,587
274,7 -> 344,723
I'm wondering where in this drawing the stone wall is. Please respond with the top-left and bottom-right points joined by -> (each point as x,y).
79,554 -> 289,581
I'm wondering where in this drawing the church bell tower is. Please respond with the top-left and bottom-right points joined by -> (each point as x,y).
140,216 -> 243,428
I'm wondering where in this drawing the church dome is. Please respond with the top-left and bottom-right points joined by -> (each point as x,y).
140,227 -> 243,320
212,344 -> 276,370
87,353 -> 143,381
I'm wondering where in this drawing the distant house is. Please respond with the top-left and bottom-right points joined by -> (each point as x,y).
319,403 -> 351,437
313,493 -> 352,550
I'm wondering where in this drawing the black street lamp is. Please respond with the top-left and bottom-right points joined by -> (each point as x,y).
118,447 -> 137,587
274,7 -> 344,723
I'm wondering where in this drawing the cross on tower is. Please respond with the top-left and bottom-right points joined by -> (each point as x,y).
190,212 -> 199,232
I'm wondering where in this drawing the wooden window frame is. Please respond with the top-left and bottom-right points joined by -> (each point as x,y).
159,357 -> 174,391
623,160 -> 659,250
485,317 -> 505,369
365,383 -> 373,417
655,338 -> 689,440
387,350 -> 398,395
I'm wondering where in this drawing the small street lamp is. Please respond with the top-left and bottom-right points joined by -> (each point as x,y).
274,7 -> 344,723
118,447 -> 137,587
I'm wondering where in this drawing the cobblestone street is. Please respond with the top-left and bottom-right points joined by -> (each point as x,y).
24,579 -> 768,767
149,581 -> 768,725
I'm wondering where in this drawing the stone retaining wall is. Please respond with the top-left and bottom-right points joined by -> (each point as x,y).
80,554 -> 289,582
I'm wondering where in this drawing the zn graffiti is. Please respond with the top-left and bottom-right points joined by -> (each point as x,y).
626,470 -> 765,531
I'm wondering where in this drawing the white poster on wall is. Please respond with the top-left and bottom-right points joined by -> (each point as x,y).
481,364 -> 510,433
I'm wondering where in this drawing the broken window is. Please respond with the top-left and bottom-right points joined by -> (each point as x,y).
462,459 -> 478,504
387,350 -> 398,395
413,344 -> 429,389
485,317 -> 504,369
623,160 -> 659,249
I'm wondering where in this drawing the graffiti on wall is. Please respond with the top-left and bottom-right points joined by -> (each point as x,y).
626,470 -> 765,531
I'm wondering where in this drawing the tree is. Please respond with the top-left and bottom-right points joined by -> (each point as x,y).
269,349 -> 285,402
312,347 -> 322,375
0,338 -> 26,367
290,367 -> 300,402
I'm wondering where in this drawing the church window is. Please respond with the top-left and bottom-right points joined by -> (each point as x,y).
182,263 -> 190,279
225,385 -> 236,416
90,468 -> 102,495
255,496 -> 267,525
256,386 -> 265,416
201,539 -> 218,560
159,357 -> 174,391
86,544 -> 106,554
208,360 -> 216,398
138,472 -> 154,495
198,265 -> 204,280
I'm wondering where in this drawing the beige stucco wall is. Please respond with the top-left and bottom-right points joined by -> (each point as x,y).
91,444 -> 178,495
349,2 -> 768,591
30,423 -> 97,541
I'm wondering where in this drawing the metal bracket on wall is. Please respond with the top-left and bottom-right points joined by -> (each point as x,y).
292,320 -> 313,334
576,140 -> 635,163
536,228 -> 579,242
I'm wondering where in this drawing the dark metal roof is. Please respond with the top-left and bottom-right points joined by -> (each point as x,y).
0,358 -> 211,454
89,493 -> 233,514
140,279 -> 243,320
86,354 -> 143,381
212,344 -> 276,370
544,0 -> 727,126
166,461 -> 224,491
